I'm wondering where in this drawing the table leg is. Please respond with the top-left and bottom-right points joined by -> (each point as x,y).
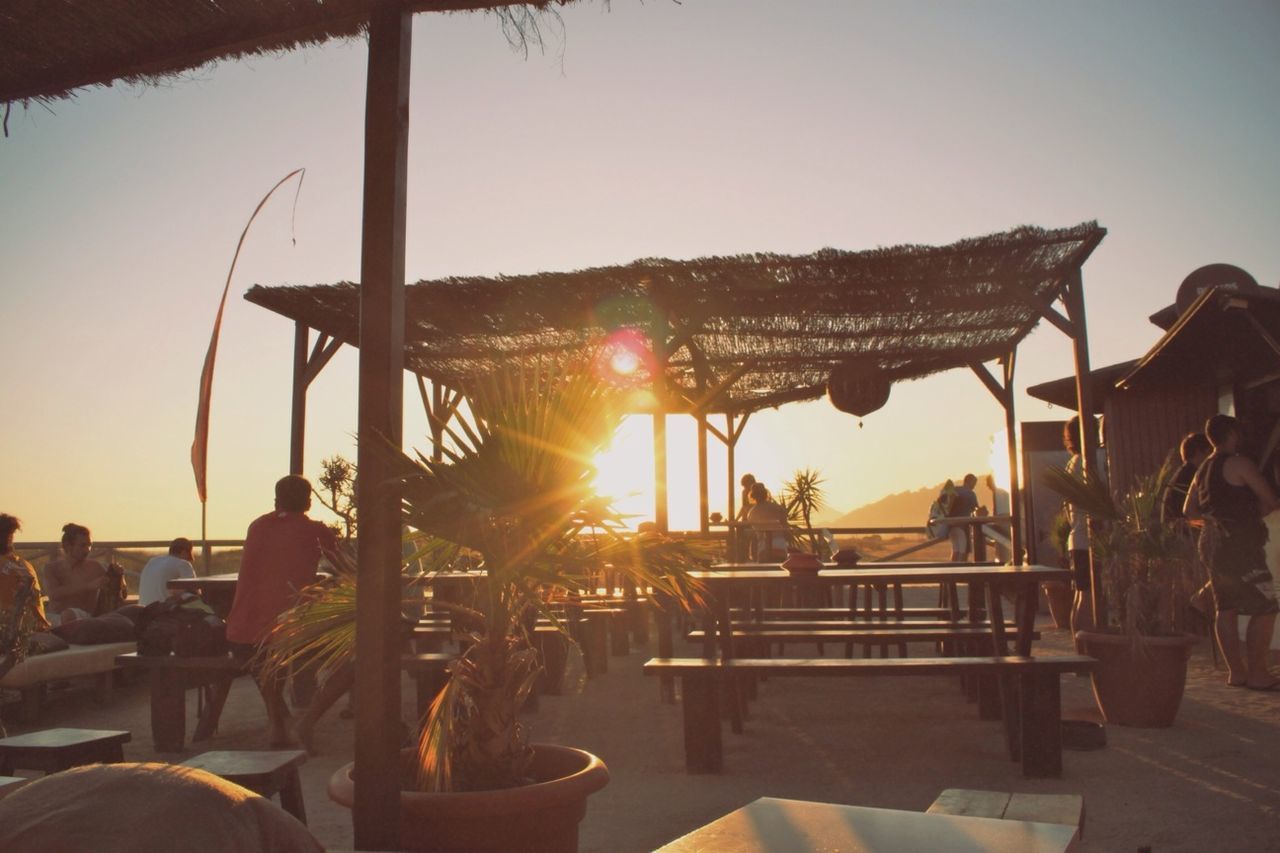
716,592 -> 743,734
278,767 -> 308,823
193,675 -> 234,742
150,670 -> 188,753
655,590 -> 675,703
1015,585 -> 1038,656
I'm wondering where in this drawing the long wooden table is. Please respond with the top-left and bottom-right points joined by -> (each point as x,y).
656,796 -> 1079,852
695,562 -> 1068,661
168,572 -> 329,619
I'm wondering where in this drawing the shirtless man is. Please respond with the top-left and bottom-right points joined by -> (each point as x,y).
44,522 -> 113,623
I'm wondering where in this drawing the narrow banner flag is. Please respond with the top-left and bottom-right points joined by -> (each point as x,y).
192,168 -> 306,503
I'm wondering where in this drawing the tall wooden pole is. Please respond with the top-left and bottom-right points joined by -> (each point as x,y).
1062,271 -> 1104,623
1002,351 -> 1023,565
653,412 -> 668,532
289,321 -> 309,475
353,6 -> 410,848
697,414 -> 709,533
726,412 -> 737,560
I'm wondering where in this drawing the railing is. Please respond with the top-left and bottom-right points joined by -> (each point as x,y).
14,540 -> 248,584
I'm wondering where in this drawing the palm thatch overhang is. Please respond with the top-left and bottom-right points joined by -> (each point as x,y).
0,0 -> 573,107
245,221 -> 1107,415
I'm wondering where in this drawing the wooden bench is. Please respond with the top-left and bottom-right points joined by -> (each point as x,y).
115,653 -> 247,752
0,641 -> 137,722
927,788 -> 1084,838
643,655 -> 1096,778
0,727 -> 131,775
686,626 -> 1038,646
181,749 -> 309,823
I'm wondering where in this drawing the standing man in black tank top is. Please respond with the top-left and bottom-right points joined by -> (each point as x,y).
1184,414 -> 1280,690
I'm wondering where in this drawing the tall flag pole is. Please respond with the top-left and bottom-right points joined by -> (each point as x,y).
192,168 -> 306,569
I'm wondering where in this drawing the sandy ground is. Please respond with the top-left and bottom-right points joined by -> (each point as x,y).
5,596 -> 1280,852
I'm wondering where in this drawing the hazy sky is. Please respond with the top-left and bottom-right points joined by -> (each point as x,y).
3,1 -> 1278,541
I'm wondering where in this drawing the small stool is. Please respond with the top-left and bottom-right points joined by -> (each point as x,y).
0,776 -> 30,799
181,750 -> 308,823
0,728 -> 131,775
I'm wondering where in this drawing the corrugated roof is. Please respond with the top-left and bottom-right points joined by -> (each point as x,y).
246,221 -> 1106,414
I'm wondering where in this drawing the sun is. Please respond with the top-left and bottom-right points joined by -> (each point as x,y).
590,416 -> 654,528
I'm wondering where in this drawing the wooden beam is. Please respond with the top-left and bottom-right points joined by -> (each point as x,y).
969,361 -> 1009,408
653,413 -> 668,532
289,322 -> 309,475
353,6 -> 410,849
726,412 -> 737,560
1003,351 -> 1023,565
697,414 -> 709,533
302,334 -> 344,385
1061,271 -> 1104,624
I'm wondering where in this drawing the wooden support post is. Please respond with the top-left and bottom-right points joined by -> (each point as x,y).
1061,271 -> 1105,625
353,6 -> 411,849
726,412 -> 737,560
1003,351 -> 1024,565
289,322 -> 308,475
653,412 -> 668,532
697,414 -> 709,533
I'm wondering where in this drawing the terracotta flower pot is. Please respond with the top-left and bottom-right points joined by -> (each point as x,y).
328,744 -> 609,853
1075,630 -> 1197,728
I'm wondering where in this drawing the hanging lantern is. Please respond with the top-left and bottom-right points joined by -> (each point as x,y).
827,359 -> 891,424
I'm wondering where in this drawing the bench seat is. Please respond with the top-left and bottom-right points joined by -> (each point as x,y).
685,627 -> 1038,645
643,655 -> 1095,778
0,642 -> 137,722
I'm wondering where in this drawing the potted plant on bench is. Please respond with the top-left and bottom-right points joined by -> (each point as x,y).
1042,461 -> 1202,727
265,358 -> 704,852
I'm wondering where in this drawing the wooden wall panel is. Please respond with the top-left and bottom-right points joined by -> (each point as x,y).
1104,384 -> 1217,492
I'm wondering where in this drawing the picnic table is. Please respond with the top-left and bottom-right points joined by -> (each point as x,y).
655,796 -> 1079,852
168,572 -> 329,619
694,562 -> 1068,661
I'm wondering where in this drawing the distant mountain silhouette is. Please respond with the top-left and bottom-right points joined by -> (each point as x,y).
831,482 -> 948,528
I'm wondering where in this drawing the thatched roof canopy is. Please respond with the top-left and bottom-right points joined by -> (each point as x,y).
246,221 -> 1106,414
0,0 -> 566,106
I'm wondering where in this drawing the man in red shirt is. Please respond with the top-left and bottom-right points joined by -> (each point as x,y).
227,475 -> 337,746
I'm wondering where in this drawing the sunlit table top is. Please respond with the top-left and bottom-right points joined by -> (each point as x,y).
655,796 -> 1078,853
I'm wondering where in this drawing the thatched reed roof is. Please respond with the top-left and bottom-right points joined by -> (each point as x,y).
245,221 -> 1106,415
0,1 -> 568,107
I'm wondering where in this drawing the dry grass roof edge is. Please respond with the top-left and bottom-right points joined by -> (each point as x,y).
245,221 -> 1106,415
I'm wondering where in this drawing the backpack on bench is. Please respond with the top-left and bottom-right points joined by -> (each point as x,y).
137,593 -> 228,657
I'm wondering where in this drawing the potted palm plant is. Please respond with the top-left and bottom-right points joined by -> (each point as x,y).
1042,460 -> 1203,727
264,360 -> 704,852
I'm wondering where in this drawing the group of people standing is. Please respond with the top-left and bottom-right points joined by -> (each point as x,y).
1064,413 -> 1280,691
928,473 -> 1008,562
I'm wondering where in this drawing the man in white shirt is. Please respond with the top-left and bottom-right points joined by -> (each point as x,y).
138,538 -> 196,606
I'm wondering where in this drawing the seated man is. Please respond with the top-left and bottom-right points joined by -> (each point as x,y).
226,475 -> 337,747
43,522 -> 124,624
138,537 -> 197,606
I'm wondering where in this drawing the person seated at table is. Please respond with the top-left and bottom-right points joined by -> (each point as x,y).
746,482 -> 790,562
138,537 -> 197,606
43,522 -> 125,625
226,475 -> 338,747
